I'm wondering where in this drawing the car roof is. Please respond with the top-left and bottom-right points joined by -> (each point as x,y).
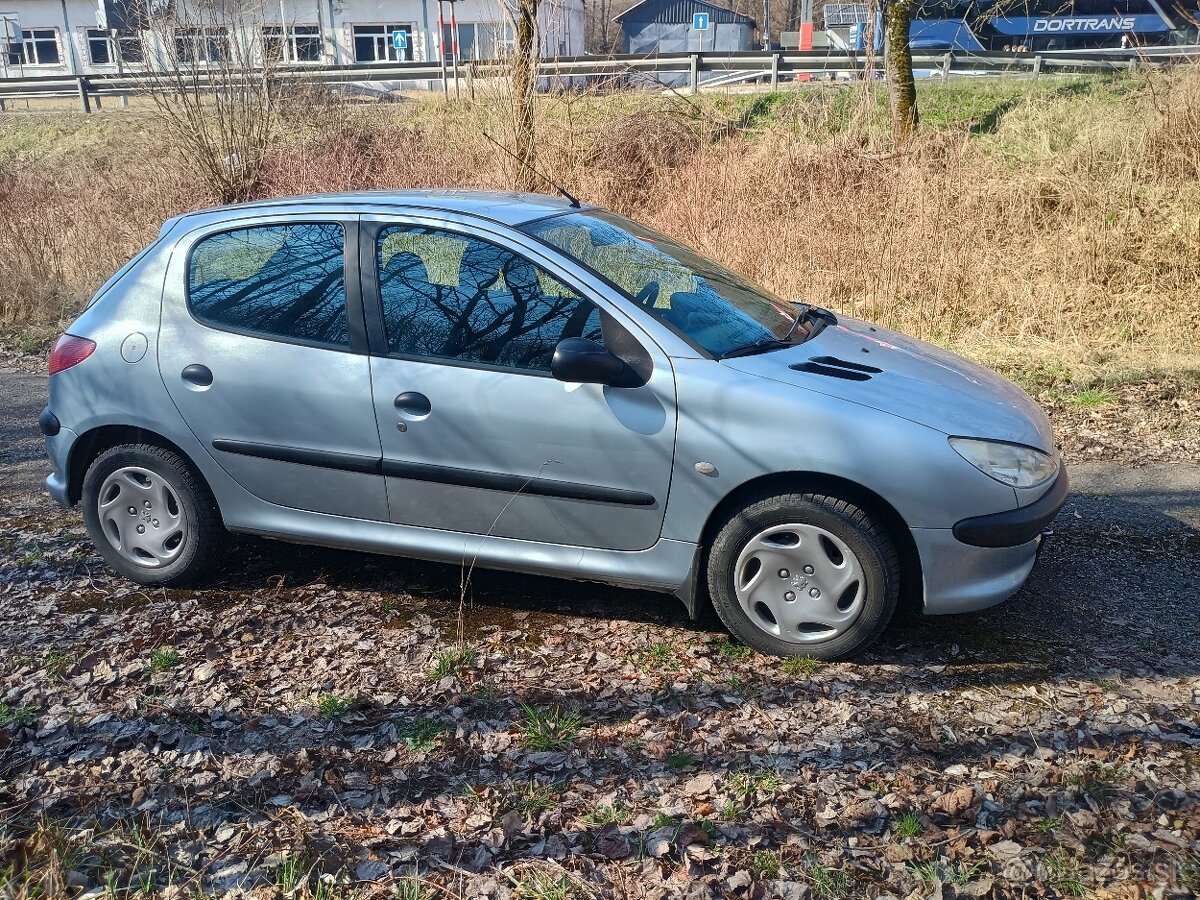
173,190 -> 590,228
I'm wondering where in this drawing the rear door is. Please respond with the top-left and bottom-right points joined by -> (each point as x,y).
361,214 -> 678,551
158,215 -> 389,521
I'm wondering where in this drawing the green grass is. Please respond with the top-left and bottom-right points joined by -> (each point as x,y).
893,812 -> 923,839
508,868 -> 582,900
781,656 -> 821,676
428,645 -> 476,681
719,800 -> 740,821
909,859 -> 984,887
394,876 -> 437,900
1035,815 -> 1063,835
0,702 -> 36,727
580,802 -> 629,826
906,861 -> 939,886
1066,386 -> 1117,407
714,637 -> 752,660
43,650 -> 72,680
316,693 -> 354,718
651,812 -> 678,828
1044,851 -> 1087,897
514,704 -> 586,751
514,780 -> 558,816
274,855 -> 308,894
665,752 -> 695,771
1179,854 -> 1200,894
750,850 -> 783,879
802,855 -> 848,899
149,648 -> 181,672
729,767 -> 784,798
400,718 -> 445,752
631,640 -> 681,672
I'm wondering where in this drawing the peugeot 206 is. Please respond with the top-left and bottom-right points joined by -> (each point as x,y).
40,191 -> 1068,659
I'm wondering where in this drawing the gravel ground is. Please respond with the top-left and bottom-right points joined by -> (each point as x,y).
1,370 -> 1197,900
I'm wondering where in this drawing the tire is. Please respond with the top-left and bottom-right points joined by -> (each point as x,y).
705,491 -> 900,660
81,443 -> 224,587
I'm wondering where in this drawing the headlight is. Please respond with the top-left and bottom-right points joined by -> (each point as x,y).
949,438 -> 1058,489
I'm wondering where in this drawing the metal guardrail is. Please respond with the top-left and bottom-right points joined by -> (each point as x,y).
1,46 -> 1197,111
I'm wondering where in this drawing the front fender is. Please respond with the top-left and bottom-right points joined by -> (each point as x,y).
662,358 -> 1019,544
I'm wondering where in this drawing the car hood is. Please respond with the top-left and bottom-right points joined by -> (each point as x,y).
720,316 -> 1057,451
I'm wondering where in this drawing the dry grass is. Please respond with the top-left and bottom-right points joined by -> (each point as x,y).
2,70 -> 1198,382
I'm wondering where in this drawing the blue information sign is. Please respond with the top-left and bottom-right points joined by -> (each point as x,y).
692,12 -> 710,30
392,29 -> 409,50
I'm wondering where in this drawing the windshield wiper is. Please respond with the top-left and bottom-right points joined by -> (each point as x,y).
721,307 -> 837,359
720,338 -> 792,359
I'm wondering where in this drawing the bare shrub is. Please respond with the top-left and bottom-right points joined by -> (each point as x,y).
1141,67 -> 1200,181
136,0 -> 279,203
575,104 -> 703,210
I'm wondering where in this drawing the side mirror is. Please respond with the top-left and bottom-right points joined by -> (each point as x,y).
551,338 -> 643,388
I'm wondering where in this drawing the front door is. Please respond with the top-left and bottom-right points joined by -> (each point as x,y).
159,217 -> 388,521
362,217 -> 677,551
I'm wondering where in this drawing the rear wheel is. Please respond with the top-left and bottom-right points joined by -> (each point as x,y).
706,491 -> 900,660
81,444 -> 223,586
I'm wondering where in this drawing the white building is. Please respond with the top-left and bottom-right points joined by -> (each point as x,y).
0,0 -> 584,78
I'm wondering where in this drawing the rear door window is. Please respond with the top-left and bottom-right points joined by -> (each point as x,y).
188,223 -> 349,348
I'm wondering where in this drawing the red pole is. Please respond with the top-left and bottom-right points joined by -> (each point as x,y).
449,4 -> 460,60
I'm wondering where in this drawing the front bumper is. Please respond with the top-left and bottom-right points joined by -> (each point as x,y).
914,528 -> 1040,615
915,467 -> 1068,615
953,467 -> 1070,548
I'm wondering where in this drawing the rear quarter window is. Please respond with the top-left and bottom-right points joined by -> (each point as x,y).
187,223 -> 349,348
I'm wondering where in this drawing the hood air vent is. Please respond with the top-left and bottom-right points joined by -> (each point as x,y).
790,355 -> 883,382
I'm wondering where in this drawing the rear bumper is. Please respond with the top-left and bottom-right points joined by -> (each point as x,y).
43,424 -> 77,507
952,467 -> 1070,548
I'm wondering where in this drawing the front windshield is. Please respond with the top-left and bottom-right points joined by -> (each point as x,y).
521,210 -> 797,358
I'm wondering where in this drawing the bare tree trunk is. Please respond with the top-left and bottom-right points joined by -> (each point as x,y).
511,0 -> 539,191
884,0 -> 917,141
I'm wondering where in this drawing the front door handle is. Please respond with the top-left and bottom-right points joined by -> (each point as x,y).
181,364 -> 213,387
394,391 -> 432,418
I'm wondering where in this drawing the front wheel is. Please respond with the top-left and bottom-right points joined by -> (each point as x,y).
706,491 -> 900,660
81,444 -> 223,586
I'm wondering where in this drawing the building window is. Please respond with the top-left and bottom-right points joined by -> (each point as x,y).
9,28 -> 60,66
175,27 -> 229,65
86,28 -> 143,65
441,22 -> 514,60
352,24 -> 415,62
262,24 -> 322,63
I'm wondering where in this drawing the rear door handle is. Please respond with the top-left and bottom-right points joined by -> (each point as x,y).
181,364 -> 213,387
394,391 -> 432,418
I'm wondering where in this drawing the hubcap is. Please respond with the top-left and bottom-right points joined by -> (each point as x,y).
96,467 -> 187,568
733,523 -> 866,644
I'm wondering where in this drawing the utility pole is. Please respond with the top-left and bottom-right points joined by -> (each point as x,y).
59,0 -> 80,74
762,0 -> 771,48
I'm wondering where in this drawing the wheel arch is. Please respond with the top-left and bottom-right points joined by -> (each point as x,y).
67,425 -> 207,506
681,471 -> 923,621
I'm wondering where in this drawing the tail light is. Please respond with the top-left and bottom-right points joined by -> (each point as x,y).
48,334 -> 96,375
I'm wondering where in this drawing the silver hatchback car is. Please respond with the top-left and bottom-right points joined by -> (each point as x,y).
41,191 -> 1067,659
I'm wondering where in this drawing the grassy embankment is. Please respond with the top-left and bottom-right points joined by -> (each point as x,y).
1,71 -> 1197,395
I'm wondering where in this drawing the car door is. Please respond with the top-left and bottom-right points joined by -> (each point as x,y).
361,215 -> 677,551
158,215 -> 389,521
